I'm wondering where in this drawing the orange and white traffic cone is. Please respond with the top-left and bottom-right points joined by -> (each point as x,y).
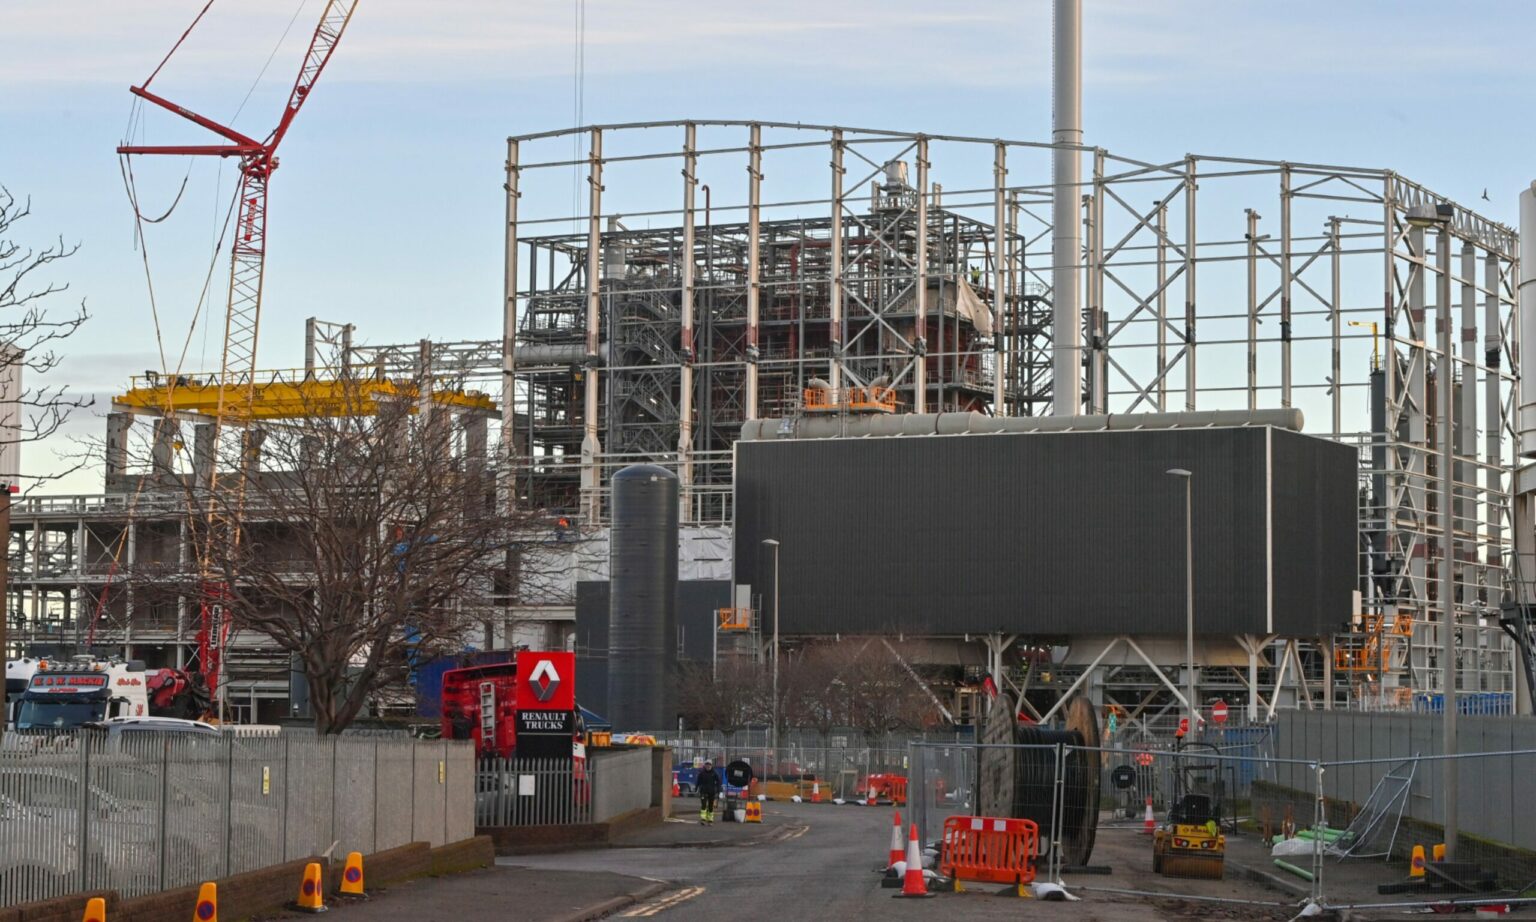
672,773 -> 680,798
867,786 -> 878,807
887,811 -> 904,870
1142,797 -> 1156,835
895,823 -> 933,898
811,781 -> 820,803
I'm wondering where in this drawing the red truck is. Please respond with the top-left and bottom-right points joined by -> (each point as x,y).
440,654 -> 586,762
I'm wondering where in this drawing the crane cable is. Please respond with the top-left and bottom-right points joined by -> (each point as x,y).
142,0 -> 218,90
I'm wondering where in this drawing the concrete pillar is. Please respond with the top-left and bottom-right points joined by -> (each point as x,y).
104,413 -> 132,491
151,419 -> 179,480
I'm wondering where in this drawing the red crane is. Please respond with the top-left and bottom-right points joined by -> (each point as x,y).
117,1 -> 359,710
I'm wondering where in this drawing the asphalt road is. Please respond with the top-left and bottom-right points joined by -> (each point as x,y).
502,801 -> 1305,921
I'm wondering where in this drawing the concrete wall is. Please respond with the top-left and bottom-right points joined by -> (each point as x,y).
1273,711 -> 1536,850
591,748 -> 657,824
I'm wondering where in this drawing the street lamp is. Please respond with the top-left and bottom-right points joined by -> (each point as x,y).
761,539 -> 781,763
1166,468 -> 1196,733
1405,200 -> 1457,858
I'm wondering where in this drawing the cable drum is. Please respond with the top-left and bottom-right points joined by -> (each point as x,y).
974,693 -> 1101,866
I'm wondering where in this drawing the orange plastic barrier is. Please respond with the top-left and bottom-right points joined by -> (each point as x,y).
863,773 -> 908,805
940,815 -> 1039,888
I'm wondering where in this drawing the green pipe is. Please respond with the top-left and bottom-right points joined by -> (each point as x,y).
1274,859 -> 1315,881
1296,828 -> 1345,842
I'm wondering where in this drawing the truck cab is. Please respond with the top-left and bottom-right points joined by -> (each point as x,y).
12,658 -> 151,732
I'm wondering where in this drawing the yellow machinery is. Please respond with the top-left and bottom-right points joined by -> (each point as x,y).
115,368 -> 495,420
1152,742 -> 1226,879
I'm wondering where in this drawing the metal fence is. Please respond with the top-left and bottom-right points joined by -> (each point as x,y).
475,748 -> 660,828
909,735 -> 1536,913
475,757 -> 591,827
0,732 -> 476,908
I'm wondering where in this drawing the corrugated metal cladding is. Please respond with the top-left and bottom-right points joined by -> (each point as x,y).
734,427 -> 1355,638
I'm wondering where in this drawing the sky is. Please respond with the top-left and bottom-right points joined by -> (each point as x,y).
2,0 -> 1534,494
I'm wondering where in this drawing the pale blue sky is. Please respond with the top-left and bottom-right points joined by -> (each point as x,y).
3,0 -> 1534,492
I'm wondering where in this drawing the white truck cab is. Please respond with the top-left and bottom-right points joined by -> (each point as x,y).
12,657 -> 152,732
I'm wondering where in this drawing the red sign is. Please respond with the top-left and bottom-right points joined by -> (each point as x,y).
1176,717 -> 1189,738
1211,700 -> 1229,724
515,652 -> 575,711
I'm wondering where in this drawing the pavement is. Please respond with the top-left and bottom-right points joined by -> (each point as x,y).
273,801 -> 1490,920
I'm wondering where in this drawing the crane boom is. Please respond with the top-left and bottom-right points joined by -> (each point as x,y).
117,0 -> 359,711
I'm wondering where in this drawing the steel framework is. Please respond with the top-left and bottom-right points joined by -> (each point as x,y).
495,121 -> 1523,705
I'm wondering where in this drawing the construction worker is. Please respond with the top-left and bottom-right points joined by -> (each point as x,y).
696,759 -> 723,824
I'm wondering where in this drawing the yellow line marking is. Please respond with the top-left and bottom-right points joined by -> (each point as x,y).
621,886 -> 705,917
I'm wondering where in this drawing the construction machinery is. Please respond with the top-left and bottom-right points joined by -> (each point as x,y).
113,1 -> 359,715
8,656 -> 211,732
1151,741 -> 1226,879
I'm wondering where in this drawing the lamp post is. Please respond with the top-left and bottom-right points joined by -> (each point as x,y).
1167,469 -> 1196,731
762,539 -> 781,763
1405,201 -> 1458,858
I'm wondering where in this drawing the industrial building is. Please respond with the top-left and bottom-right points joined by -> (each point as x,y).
9,4 -> 1536,727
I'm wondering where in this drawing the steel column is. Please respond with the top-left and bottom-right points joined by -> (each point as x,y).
1484,251 -> 1503,601
679,124 -> 698,518
993,142 -> 1007,414
1156,201 -> 1168,411
914,137 -> 929,414
1246,208 -> 1260,412
1330,217 -> 1343,434
581,128 -> 603,521
1280,166 -> 1293,408
1184,157 -> 1198,411
745,124 -> 762,419
1435,224 -> 1457,859
829,130 -> 844,390
499,138 -> 520,512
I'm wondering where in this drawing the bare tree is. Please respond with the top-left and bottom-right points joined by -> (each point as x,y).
678,657 -> 764,735
122,375 -> 567,733
0,186 -> 92,465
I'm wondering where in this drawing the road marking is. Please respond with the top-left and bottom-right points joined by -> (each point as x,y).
621,886 -> 705,917
780,824 -> 809,841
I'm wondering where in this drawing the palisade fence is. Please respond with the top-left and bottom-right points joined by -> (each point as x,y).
0,732 -> 475,909
475,747 -> 656,828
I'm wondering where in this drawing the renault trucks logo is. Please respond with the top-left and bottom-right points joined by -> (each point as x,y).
516,652 -> 575,711
528,659 -> 561,703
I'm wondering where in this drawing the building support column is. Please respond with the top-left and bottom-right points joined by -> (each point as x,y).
992,143 -> 1008,414
500,138 -> 521,511
745,124 -> 762,420
914,137 -> 929,414
678,124 -> 698,520
580,128 -> 604,521
1050,0 -> 1083,416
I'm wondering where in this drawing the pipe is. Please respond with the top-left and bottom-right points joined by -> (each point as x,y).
1520,182 -> 1536,457
740,407 -> 1305,442
513,343 -> 608,366
1051,0 -> 1083,417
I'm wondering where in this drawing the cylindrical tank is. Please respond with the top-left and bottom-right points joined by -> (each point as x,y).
607,464 -> 679,731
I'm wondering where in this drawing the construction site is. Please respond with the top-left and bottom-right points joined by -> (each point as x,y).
10,2 -> 1536,918
4,1 -> 1535,731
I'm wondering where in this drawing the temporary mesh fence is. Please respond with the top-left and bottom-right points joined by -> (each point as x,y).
909,738 -> 1536,913
0,731 -> 475,908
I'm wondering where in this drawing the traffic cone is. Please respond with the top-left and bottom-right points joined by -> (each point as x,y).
895,824 -> 933,898
193,882 -> 217,921
811,781 -> 820,803
1142,797 -> 1156,834
867,786 -> 878,806
340,852 -> 366,897
1409,845 -> 1426,879
1432,843 -> 1445,863
81,897 -> 107,922
672,774 -> 680,798
295,861 -> 327,913
887,811 -> 904,870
